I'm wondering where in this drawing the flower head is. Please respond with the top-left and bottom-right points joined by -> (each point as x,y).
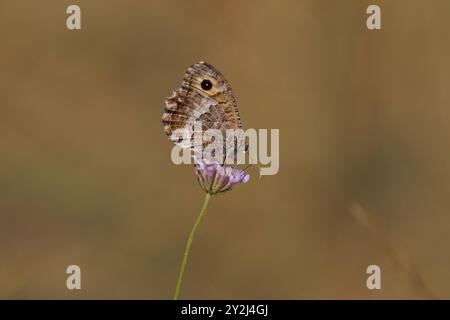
194,158 -> 250,195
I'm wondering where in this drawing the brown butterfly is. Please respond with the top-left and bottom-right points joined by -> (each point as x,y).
162,61 -> 247,161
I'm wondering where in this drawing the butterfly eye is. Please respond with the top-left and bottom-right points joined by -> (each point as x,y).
201,79 -> 212,90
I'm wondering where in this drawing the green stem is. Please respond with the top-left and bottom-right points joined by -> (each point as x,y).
174,193 -> 212,300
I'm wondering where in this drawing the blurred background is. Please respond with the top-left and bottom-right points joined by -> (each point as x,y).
1,0 -> 450,299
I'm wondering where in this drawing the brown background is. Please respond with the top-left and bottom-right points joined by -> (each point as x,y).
1,0 -> 449,299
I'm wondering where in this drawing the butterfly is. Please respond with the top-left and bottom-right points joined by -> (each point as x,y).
162,61 -> 247,162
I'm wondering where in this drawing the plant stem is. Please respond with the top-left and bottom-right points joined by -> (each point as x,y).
173,193 -> 212,300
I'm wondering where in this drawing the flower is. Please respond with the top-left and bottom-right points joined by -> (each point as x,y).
194,158 -> 250,195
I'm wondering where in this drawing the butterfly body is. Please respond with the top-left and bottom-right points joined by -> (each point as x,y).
162,62 -> 246,160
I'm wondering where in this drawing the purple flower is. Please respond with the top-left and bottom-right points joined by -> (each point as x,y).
194,158 -> 250,195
